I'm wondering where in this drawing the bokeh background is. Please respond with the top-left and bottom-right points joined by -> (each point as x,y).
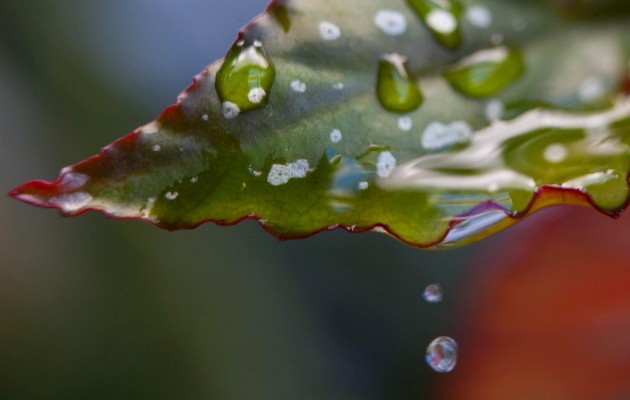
1,1 -> 629,399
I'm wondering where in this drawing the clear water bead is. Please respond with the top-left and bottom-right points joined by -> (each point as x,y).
426,336 -> 458,373
423,283 -> 443,303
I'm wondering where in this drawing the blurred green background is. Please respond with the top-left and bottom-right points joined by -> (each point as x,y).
3,1 -> 630,399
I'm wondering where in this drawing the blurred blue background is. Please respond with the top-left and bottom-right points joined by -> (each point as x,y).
4,1 -> 630,399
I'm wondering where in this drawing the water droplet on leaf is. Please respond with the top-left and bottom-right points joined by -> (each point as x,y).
406,0 -> 463,50
426,336 -> 458,373
423,283 -> 444,303
443,46 -> 524,98
377,53 -> 424,113
215,41 -> 276,116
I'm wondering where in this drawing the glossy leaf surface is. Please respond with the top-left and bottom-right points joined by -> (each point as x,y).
10,0 -> 630,248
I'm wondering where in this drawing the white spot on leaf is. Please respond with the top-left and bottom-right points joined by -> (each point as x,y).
377,151 -> 397,178
374,10 -> 407,36
165,192 -> 179,200
222,101 -> 241,119
330,129 -> 342,143
291,80 -> 307,93
398,116 -> 413,131
267,159 -> 310,186
319,21 -> 341,41
247,87 -> 266,104
421,121 -> 472,150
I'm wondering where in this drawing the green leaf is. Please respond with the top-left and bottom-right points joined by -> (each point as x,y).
9,0 -> 630,248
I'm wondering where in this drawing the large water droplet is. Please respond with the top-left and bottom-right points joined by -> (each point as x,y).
426,336 -> 458,373
377,53 -> 424,113
443,46 -> 524,98
423,283 -> 444,303
406,0 -> 463,50
215,40 -> 276,117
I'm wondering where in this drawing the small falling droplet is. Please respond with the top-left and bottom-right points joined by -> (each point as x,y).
466,4 -> 492,28
377,53 -> 424,113
319,21 -> 341,41
406,0 -> 463,50
374,9 -> 408,36
291,79 -> 307,93
423,283 -> 443,303
426,336 -> 458,373
443,46 -> 524,98
330,129 -> 343,143
215,41 -> 276,116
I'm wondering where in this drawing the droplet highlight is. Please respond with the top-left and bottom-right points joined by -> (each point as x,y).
426,336 -> 458,373
443,46 -> 525,98
215,41 -> 276,116
406,0 -> 463,50
423,283 -> 443,303
377,53 -> 424,113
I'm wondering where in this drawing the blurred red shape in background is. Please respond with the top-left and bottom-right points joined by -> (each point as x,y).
435,207 -> 630,400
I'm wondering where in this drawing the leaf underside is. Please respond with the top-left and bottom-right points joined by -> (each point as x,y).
10,0 -> 630,248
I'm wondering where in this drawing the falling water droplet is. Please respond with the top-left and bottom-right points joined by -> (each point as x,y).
423,283 -> 443,303
406,0 -> 463,50
215,40 -> 276,117
443,46 -> 524,98
377,53 -> 424,113
426,336 -> 458,373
